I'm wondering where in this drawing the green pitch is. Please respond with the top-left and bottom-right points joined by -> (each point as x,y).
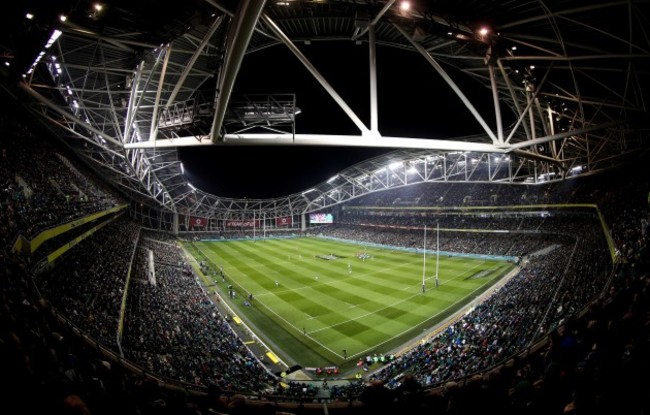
182,236 -> 514,371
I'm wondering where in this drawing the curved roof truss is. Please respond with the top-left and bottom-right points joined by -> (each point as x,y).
8,0 -> 650,216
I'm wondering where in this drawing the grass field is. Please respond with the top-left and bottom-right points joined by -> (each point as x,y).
182,236 -> 514,371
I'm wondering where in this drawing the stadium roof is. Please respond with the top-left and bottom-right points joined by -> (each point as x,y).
2,0 -> 649,216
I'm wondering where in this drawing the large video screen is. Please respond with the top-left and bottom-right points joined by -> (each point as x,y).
309,213 -> 334,224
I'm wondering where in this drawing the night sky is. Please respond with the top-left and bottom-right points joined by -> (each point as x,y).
178,41 -> 495,199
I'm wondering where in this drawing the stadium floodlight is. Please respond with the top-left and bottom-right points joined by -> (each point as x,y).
45,30 -> 63,49
389,161 -> 402,170
302,188 -> 316,195
327,175 -> 338,183
188,183 -> 196,191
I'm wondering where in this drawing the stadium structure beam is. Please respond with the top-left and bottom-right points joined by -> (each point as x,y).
393,24 -> 500,145
149,45 -> 172,142
260,14 -> 372,137
369,25 -> 379,134
506,121 -> 624,151
12,0 -> 649,220
18,81 -> 124,148
210,0 -> 267,142
125,133 -> 506,152
352,0 -> 396,41
165,16 -> 225,109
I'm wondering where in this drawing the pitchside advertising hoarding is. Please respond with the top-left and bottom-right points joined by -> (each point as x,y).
188,216 -> 293,228
275,216 -> 293,226
189,217 -> 208,228
188,216 -> 294,228
223,217 -> 292,227
224,220 -> 262,228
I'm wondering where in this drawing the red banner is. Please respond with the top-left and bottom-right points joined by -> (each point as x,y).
225,220 -> 261,228
275,216 -> 293,226
189,217 -> 208,228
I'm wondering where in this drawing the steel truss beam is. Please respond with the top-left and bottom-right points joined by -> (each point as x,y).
13,0 -> 649,224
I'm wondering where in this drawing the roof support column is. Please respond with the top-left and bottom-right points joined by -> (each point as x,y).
150,44 -> 172,141
211,0 -> 267,142
369,24 -> 379,134
487,47 -> 504,145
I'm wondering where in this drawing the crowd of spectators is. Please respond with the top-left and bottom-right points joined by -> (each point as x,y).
320,167 -> 649,414
32,218 -> 140,351
0,112 -> 122,254
122,236 -> 277,392
317,223 -> 555,258
316,220 -> 609,388
1,99 -> 648,414
344,171 -> 616,208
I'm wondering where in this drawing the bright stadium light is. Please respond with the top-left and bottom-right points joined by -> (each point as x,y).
45,30 -> 63,49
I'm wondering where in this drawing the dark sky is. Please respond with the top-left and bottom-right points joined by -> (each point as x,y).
179,145 -> 391,199
178,41 -> 494,198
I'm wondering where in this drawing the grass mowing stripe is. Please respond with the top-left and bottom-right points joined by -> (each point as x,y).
194,244 -> 344,356
225,241 -> 428,310
215,242 -> 494,330
186,237 -> 515,368
203,242 -> 358,323
196,240 -> 404,354
307,256 -> 498,346
220,239 -> 488,346
214,243 -> 380,317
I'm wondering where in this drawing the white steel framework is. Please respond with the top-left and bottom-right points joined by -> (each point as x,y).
5,0 -> 649,222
